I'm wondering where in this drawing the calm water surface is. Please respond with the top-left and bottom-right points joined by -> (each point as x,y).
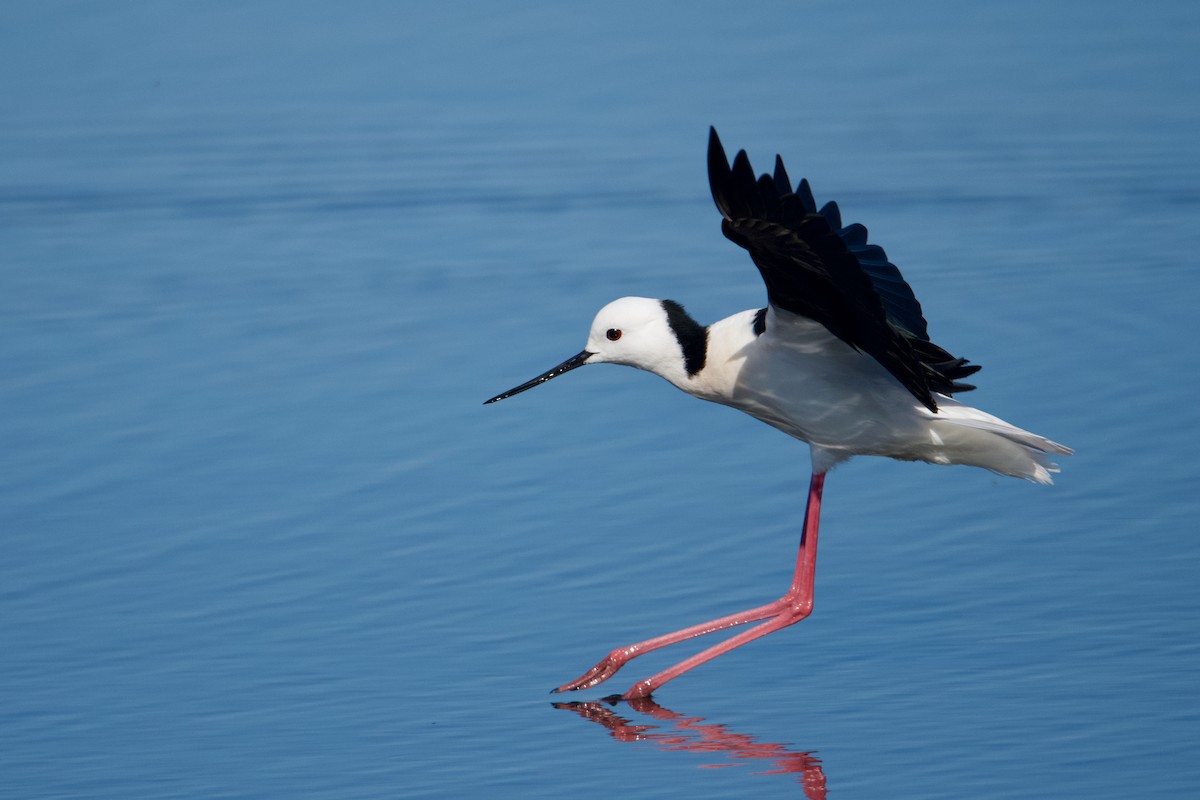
3,2 -> 1198,798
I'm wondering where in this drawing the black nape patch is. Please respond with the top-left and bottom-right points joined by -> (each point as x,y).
661,299 -> 708,376
752,307 -> 767,336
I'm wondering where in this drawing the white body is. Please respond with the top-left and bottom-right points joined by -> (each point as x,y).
585,298 -> 1069,484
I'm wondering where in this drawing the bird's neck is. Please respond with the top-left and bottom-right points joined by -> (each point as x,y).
660,309 -> 762,402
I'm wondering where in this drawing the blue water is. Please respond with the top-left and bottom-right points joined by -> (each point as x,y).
3,2 -> 1199,798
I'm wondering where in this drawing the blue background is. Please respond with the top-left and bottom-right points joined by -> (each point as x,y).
3,2 -> 1198,798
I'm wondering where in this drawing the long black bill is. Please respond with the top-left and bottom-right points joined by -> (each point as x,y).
484,350 -> 592,404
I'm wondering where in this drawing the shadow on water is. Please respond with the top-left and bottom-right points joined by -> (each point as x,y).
553,697 -> 827,798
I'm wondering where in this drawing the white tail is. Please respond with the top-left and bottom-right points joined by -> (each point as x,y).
928,399 -> 1073,484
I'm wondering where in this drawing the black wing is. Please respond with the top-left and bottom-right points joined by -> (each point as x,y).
707,127 -> 979,412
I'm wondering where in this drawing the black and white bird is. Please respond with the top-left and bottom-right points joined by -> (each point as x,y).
485,128 -> 1070,700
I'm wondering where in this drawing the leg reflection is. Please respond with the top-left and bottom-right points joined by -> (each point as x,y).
553,697 -> 827,799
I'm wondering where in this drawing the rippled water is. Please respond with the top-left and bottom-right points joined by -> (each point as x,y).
3,2 -> 1199,798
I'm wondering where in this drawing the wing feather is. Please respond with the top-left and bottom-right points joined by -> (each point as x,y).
707,127 -> 979,411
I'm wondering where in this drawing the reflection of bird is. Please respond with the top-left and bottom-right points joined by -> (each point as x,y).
486,128 -> 1070,699
555,697 -> 827,798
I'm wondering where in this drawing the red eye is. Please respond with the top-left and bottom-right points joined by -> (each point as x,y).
606,328 -> 622,341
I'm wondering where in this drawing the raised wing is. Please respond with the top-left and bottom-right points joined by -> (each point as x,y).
707,127 -> 979,412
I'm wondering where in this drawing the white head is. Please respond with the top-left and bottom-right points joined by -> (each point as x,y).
484,296 -> 707,404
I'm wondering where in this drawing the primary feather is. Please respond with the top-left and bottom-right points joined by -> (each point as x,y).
707,127 -> 980,412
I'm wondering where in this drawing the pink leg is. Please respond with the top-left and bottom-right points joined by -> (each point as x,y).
553,471 -> 827,698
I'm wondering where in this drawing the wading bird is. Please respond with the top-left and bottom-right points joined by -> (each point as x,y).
485,128 -> 1070,699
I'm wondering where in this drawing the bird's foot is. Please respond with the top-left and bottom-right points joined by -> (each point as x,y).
619,678 -> 655,701
551,649 -> 632,693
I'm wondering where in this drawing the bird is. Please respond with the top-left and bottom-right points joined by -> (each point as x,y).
484,127 -> 1070,700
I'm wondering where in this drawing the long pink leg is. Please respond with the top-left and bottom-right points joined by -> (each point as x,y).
553,471 -> 826,698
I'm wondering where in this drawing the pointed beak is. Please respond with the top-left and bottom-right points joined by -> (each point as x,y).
484,350 -> 593,404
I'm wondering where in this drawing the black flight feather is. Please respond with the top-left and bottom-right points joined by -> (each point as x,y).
706,127 -> 979,411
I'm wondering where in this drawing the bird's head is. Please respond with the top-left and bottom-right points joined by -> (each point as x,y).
484,297 -> 698,404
